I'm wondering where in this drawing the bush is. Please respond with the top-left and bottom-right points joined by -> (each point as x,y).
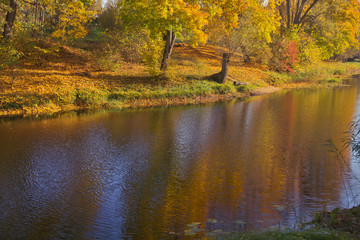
96,30 -> 144,70
297,36 -> 322,65
95,29 -> 163,74
0,40 -> 21,70
270,38 -> 299,73
0,40 -> 22,89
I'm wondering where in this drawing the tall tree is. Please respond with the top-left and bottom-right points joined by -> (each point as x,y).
51,0 -> 96,41
205,0 -> 246,83
275,0 -> 360,60
233,4 -> 280,63
277,0 -> 321,29
2,0 -> 96,41
118,0 -> 208,71
207,0 -> 279,83
3,0 -> 17,39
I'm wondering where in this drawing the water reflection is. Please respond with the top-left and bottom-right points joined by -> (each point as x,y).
1,80 -> 360,239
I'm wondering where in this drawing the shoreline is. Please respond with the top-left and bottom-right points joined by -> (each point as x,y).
0,82 -> 343,120
1,42 -> 359,120
0,88 -> 261,119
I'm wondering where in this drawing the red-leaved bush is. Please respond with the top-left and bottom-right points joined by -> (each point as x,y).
270,38 -> 299,73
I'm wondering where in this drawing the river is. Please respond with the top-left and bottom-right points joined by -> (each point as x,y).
1,78 -> 360,239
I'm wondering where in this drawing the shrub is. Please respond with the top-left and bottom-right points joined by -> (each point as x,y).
270,38 -> 299,73
96,29 -> 163,74
0,40 -> 21,70
0,40 -> 22,89
96,30 -> 144,70
296,36 -> 322,65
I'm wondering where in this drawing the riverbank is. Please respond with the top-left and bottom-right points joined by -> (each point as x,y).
180,205 -> 360,239
224,205 -> 360,239
1,41 -> 360,118
225,228 -> 354,239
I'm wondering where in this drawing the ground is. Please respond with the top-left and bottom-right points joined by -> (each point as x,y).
0,40 -> 359,118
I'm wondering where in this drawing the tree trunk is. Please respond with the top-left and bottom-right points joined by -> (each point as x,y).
160,30 -> 176,71
209,53 -> 230,83
243,54 -> 250,63
286,0 -> 291,28
219,53 -> 230,83
3,0 -> 17,39
40,9 -> 45,25
241,46 -> 251,63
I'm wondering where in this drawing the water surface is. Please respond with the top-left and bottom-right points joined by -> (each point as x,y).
1,79 -> 360,239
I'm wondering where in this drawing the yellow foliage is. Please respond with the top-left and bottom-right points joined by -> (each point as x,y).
119,0 -> 209,45
51,0 -> 96,41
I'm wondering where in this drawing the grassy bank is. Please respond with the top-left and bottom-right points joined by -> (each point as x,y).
181,207 -> 360,239
225,228 -> 353,240
218,205 -> 360,240
1,41 -> 359,118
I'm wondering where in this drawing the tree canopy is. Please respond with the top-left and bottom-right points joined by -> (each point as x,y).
1,0 -> 360,75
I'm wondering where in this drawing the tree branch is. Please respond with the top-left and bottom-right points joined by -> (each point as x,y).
299,0 -> 320,24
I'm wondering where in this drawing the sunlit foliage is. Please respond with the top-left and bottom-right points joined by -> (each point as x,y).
51,0 -> 96,41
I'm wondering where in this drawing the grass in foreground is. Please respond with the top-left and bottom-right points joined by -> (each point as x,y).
224,228 -> 354,240
222,205 -> 360,240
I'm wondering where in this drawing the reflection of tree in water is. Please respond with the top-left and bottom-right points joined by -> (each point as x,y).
0,83 -> 359,238
124,86 -> 359,236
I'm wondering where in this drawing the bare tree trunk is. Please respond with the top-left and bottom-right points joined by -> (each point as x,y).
160,30 -> 176,71
286,0 -> 291,28
35,5 -> 38,24
40,8 -> 45,25
209,53 -> 230,83
219,53 -> 230,83
240,46 -> 251,63
3,0 -> 17,39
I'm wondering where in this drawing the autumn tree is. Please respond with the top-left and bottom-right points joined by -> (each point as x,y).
51,0 -> 96,41
1,0 -> 96,41
118,0 -> 208,71
229,2 -> 279,63
206,0 -> 279,82
277,0 -> 321,29
2,0 -> 17,39
205,0 -> 246,83
276,0 -> 360,62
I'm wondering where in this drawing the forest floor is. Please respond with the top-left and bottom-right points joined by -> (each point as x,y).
1,40 -> 360,118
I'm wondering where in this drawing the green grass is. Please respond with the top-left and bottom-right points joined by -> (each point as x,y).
107,81 -> 253,102
224,228 -> 354,240
223,204 -> 360,240
0,77 -> 256,117
269,62 -> 360,86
